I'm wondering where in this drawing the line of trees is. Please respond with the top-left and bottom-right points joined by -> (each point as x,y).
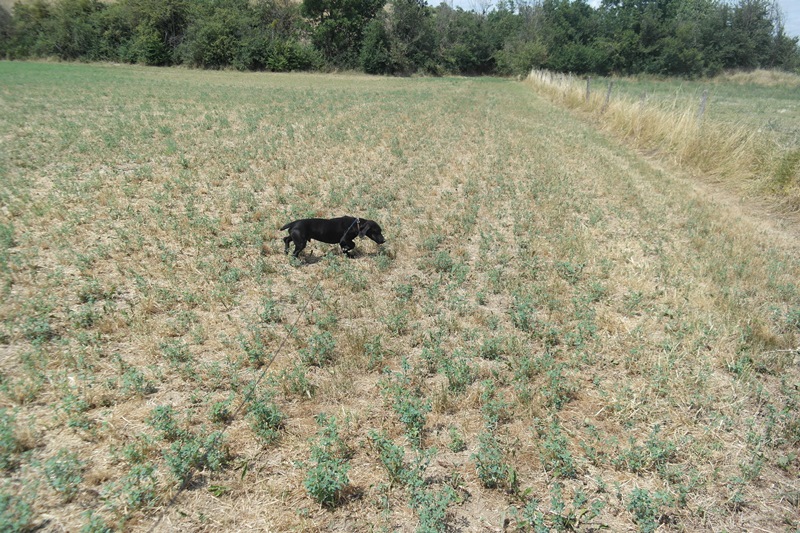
1,0 -> 797,77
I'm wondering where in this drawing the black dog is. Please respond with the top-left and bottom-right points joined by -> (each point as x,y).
281,216 -> 385,258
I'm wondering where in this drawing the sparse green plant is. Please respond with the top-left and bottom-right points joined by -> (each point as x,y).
725,475 -> 748,512
248,392 -> 286,444
0,222 -> 14,251
586,282 -> 607,303
277,362 -> 315,399
513,498 -> 548,532
163,431 -> 228,486
209,397 -> 233,424
412,485 -> 454,533
612,426 -> 677,475
480,380 -> 511,428
200,432 -> 229,472
71,304 -> 99,329
510,294 -> 539,333
375,250 -> 392,271
163,437 -> 202,485
565,297 -> 597,348
363,335 -> 388,370
395,390 -> 430,448
0,487 -> 34,533
447,427 -> 466,453
300,330 -> 336,367
0,409 -> 21,471
786,307 -> 800,331
542,363 -> 577,411
380,362 -> 431,448
240,327 -> 269,367
120,367 -> 156,398
313,312 -> 338,331
103,462 -> 159,515
120,437 -> 154,465
624,290 -> 644,314
0,371 -> 44,405
43,449 -> 84,502
303,414 -> 350,507
478,336 -> 504,360
368,430 -> 407,484
612,437 -> 648,473
342,265 -> 368,291
78,279 -> 115,304
539,420 -> 577,479
259,297 -> 283,324
440,351 -> 475,393
401,447 -> 455,533
472,430 -> 509,489
627,488 -> 671,533
394,283 -> 414,302
80,510 -> 113,533
160,339 -> 192,365
487,267 -> 506,294
739,451 -> 765,482
661,465 -> 701,508
430,250 -> 454,273
147,405 -> 186,442
546,483 -> 606,531
467,281 -> 486,303
645,425 -> 678,474
22,316 -> 55,344
421,234 -> 445,251
382,310 -> 409,335
420,343 -> 444,375
555,261 -> 584,285
60,392 -> 93,430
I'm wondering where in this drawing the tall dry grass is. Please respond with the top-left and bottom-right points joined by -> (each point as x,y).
719,68 -> 800,87
526,69 -> 799,209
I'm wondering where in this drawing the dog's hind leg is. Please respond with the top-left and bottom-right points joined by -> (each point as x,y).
291,234 -> 307,258
283,236 -> 292,254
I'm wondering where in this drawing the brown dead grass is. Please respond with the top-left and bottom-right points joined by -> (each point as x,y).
719,68 -> 800,88
0,62 -> 799,532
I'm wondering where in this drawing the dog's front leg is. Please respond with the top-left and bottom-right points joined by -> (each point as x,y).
340,239 -> 356,256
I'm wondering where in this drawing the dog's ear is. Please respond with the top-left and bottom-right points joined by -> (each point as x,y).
358,221 -> 370,237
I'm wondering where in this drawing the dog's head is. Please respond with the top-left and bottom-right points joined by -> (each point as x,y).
358,219 -> 386,245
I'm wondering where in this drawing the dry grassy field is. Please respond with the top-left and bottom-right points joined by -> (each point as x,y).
591,70 -> 800,150
1,61 -> 799,532
526,69 -> 800,213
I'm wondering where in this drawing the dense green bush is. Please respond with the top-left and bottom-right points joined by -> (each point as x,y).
178,3 -> 248,68
360,18 -> 393,74
0,0 -> 797,76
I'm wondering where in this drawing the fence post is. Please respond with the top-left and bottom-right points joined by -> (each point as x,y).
585,77 -> 591,102
602,81 -> 613,112
697,89 -> 708,123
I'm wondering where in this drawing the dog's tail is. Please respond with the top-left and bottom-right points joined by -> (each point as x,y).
280,221 -> 295,231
